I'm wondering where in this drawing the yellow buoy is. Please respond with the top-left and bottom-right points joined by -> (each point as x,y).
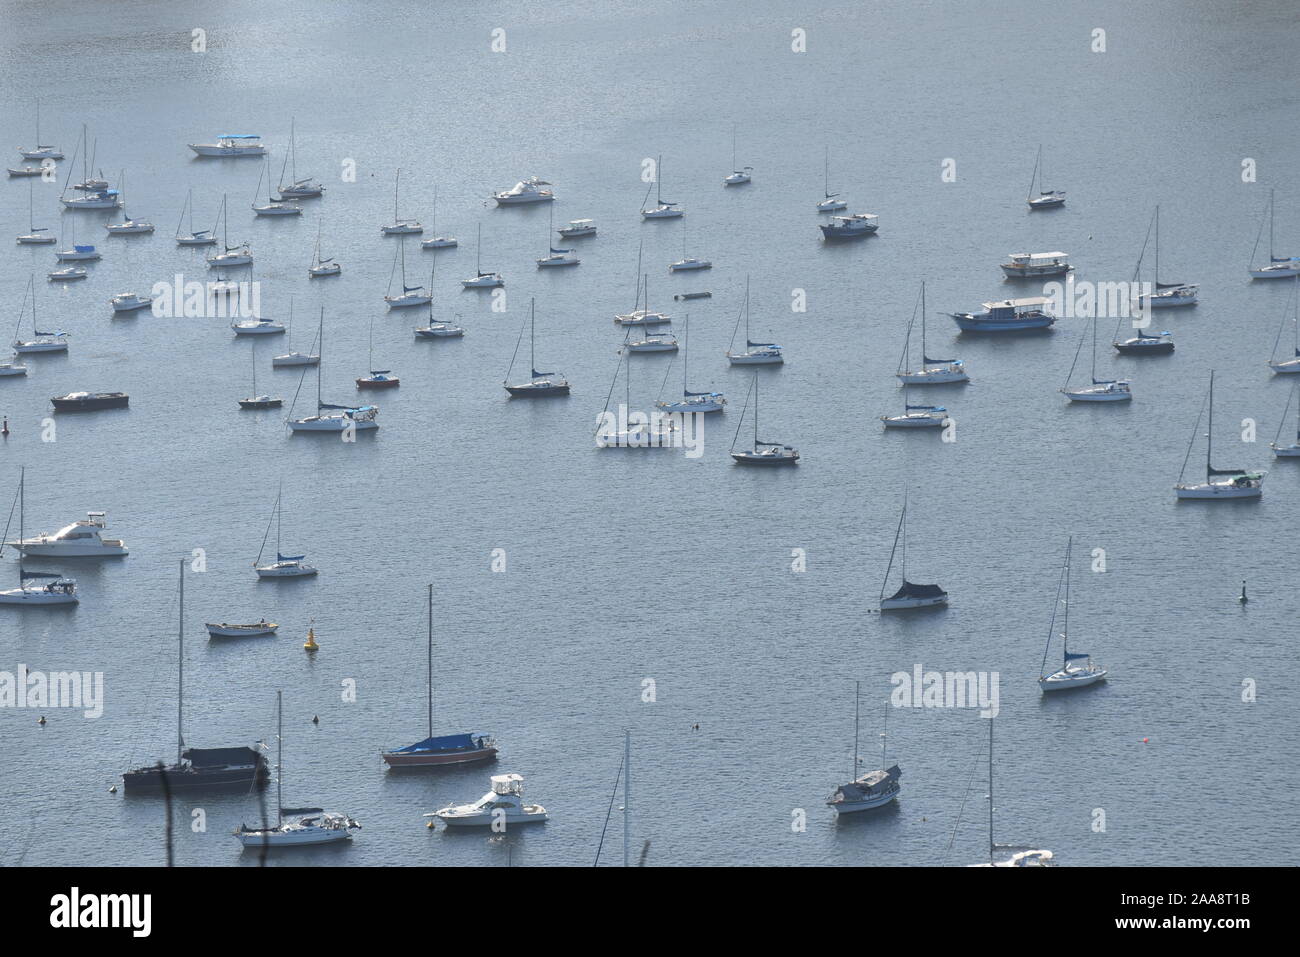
304,626 -> 319,652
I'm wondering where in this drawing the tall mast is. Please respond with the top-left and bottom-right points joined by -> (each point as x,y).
656,154 -> 663,205
317,309 -> 324,409
1154,205 -> 1160,286
1206,371 -> 1214,478
920,282 -> 927,361
753,374 -> 759,448
275,479 -> 282,556
852,680 -> 860,780
682,315 -> 689,394
1062,536 -> 1072,665
276,689 -> 283,828
1270,188 -> 1275,261
623,729 -> 631,867
529,299 -> 536,372
901,493 -> 908,581
427,583 -> 433,739
988,717 -> 994,864
394,168 -> 400,221
880,696 -> 888,768
178,557 -> 184,765
17,467 -> 24,578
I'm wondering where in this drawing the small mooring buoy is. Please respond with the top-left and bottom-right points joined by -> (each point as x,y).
1238,580 -> 1248,604
2,417 -> 9,437
311,715 -> 319,725
304,626 -> 319,652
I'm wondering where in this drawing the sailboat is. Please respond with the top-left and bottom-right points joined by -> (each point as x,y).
1135,206 -> 1197,307
18,99 -> 63,160
827,683 -> 901,813
104,170 -> 154,233
58,126 -> 119,210
16,180 -> 56,244
1174,371 -> 1265,499
461,223 -> 504,287
596,336 -> 677,448
1113,212 -> 1175,354
615,266 -> 671,326
669,220 -> 711,272
251,154 -> 302,216
970,718 -> 1054,866
722,126 -> 752,186
253,481 -> 318,577
1248,188 -> 1300,278
356,316 -> 399,389
414,258 -> 464,338
238,340 -> 282,409
122,559 -> 270,793
286,310 -> 380,432
234,691 -> 360,847
1266,277 -> 1300,373
816,145 -> 848,212
174,188 -> 217,246
880,401 -> 946,428
641,154 -> 684,219
504,299 -> 569,397
1025,144 -> 1065,210
420,186 -> 457,249
275,119 -> 324,199
308,216 -> 341,277
1269,381 -> 1300,457
879,496 -> 946,609
725,277 -> 783,364
272,299 -> 320,367
730,373 -> 799,465
626,280 -> 678,351
384,235 -> 431,308
1038,537 -> 1107,691
896,282 -> 968,384
55,212 -> 100,261
205,194 -> 253,267
536,204 -> 580,267
655,315 -> 725,413
380,167 -> 422,234
1061,314 -> 1132,402
13,275 -> 69,354
0,467 -> 79,606
381,585 -> 500,768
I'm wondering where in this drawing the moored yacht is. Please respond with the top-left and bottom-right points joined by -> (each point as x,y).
819,213 -> 877,240
0,468 -> 80,606
1061,316 -> 1132,402
1025,144 -> 1065,209
504,300 -> 569,397
878,497 -> 947,610
730,374 -> 798,465
725,279 -> 783,365
948,297 -> 1056,332
827,682 -> 901,814
461,223 -> 503,287
1000,251 -> 1070,279
558,219 -> 597,238
655,317 -> 725,414
428,773 -> 548,827
492,176 -> 555,205
880,404 -> 947,429
1248,188 -> 1300,279
1270,381 -> 1300,457
1267,278 -> 1300,373
816,146 -> 848,212
1175,372 -> 1265,499
207,620 -> 278,638
8,511 -> 127,557
380,168 -> 422,234
110,293 -> 153,314
1038,537 -> 1107,692
641,154 -> 684,219
253,483 -> 318,578
189,134 -> 268,157
896,283 -> 968,384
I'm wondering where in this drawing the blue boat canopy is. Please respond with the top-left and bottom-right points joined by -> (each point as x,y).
387,733 -> 487,754
1065,652 -> 1090,661
276,552 -> 305,562
220,134 -> 261,139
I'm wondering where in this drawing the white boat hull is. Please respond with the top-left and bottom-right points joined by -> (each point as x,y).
1062,386 -> 1132,402
897,368 -> 968,384
1272,443 -> 1300,457
190,145 -> 267,157
727,353 -> 783,365
272,353 -> 319,367
1268,358 -> 1300,374
437,809 -> 548,827
309,265 -> 342,277
1039,668 -> 1107,691
1250,264 -> 1300,279
288,415 -> 378,432
235,828 -> 350,847
1175,482 -> 1263,499
381,223 -> 423,235
17,544 -> 128,557
421,237 -> 458,249
880,595 -> 947,610
254,563 -> 318,578
0,588 -> 78,605
881,415 -> 945,429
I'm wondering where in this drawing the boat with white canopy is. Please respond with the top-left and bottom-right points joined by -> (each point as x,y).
7,510 -> 127,557
1000,251 -> 1070,279
189,134 -> 268,157
493,175 -> 555,205
427,773 -> 548,828
947,297 -> 1055,332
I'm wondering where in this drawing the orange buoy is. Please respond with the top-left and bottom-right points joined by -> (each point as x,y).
303,626 -> 319,652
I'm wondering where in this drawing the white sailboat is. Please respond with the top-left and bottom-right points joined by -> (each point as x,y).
669,220 -> 711,272
614,256 -> 671,326
1248,188 -> 1300,279
1269,381 -> 1300,457
879,496 -> 947,610
253,481 -> 318,578
1174,371 -> 1265,499
1025,144 -> 1065,210
970,718 -> 1054,866
103,170 -> 154,234
384,236 -> 431,308
1266,277 -> 1300,373
16,180 -> 56,244
275,119 -> 324,199
251,154 -> 302,216
17,99 -> 63,160
206,194 -> 253,267
641,154 -> 683,219
238,340 -> 283,409
57,126 -> 119,210
1038,537 -> 1107,692
286,309 -> 379,432
420,187 -> 457,248
0,467 -> 79,606
461,223 -> 504,287
729,373 -> 798,465
596,339 -> 676,448
816,146 -> 847,212
414,258 -> 464,339
13,276 -> 69,354
1061,314 -> 1132,402
234,691 -> 360,848
308,217 -> 341,277
380,168 -> 422,234
655,316 -> 725,413
174,189 -> 217,246
536,205 -> 580,267
272,299 -> 320,367
722,126 -> 752,186
826,682 -> 901,814
1135,206 -> 1197,307
896,282 -> 968,384
725,278 -> 783,365
55,213 -> 100,262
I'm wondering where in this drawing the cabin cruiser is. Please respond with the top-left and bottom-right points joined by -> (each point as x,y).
820,213 -> 878,240
61,189 -> 120,210
110,293 -> 153,313
189,134 -> 268,157
232,319 -> 285,336
626,333 -> 678,353
427,773 -> 548,827
669,257 -> 711,272
8,512 -> 128,557
948,297 -> 1056,332
1000,251 -> 1070,278
207,245 -> 253,268
492,177 -> 555,205
827,765 -> 901,813
0,354 -> 27,377
614,309 -> 671,326
558,219 -> 596,238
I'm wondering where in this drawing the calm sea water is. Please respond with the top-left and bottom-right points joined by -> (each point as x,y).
1,0 -> 1297,867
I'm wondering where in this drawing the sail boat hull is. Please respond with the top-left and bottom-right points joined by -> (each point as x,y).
896,366 -> 967,384
255,561 -> 318,578
0,587 -> 78,605
1250,263 -> 1300,279
288,413 -> 378,432
1039,666 -> 1107,691
1175,482 -> 1262,499
880,594 -> 947,610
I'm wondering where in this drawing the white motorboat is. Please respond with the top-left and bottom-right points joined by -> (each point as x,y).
1270,381 -> 1300,457
558,219 -> 596,238
725,279 -> 783,365
232,319 -> 285,336
1038,537 -> 1108,692
1025,144 -> 1065,210
504,300 -> 570,398
189,134 -> 268,157
1061,315 -> 1132,402
1175,371 -> 1265,499
0,468 -> 79,606
385,236 -> 431,308
17,99 -> 63,160
380,168 -> 422,234
897,282 -> 968,384
1000,251 -> 1070,279
461,224 -> 503,287
816,146 -> 847,211
287,309 -> 380,432
1249,188 -> 1300,278
253,483 -> 318,578
16,180 -> 56,245
207,620 -> 277,638
729,374 -> 798,465
8,511 -> 128,557
656,317 -> 725,414
820,213 -> 878,240
878,497 -> 947,609
7,165 -> 45,178
234,692 -> 360,848
492,176 -> 555,205
427,773 -> 548,827
641,154 -> 684,219
826,682 -> 901,814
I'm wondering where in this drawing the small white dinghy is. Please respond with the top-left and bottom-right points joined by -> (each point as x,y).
426,773 -> 548,828
207,620 -> 278,638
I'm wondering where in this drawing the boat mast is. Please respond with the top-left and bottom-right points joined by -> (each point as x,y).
682,315 -> 689,395
920,282 -> 927,366
753,374 -> 759,450
852,680 -> 860,780
178,556 -> 184,765
880,696 -> 888,769
1154,205 -> 1160,286
1061,536 -> 1072,666
394,168 -> 400,221
881,501 -> 906,601
657,154 -> 664,205
1206,371 -> 1215,480
1027,146 -> 1039,202
530,299 -> 536,373
276,689 -> 283,828
317,309 -> 324,410
623,729 -> 631,867
427,583 -> 433,739
988,717 -> 994,865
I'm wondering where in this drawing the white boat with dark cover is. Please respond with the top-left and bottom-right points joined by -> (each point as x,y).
504,300 -> 569,398
726,279 -> 783,365
878,497 -> 947,610
189,134 -> 268,157
820,213 -> 877,241
0,468 -> 79,606
730,374 -> 798,466
641,154 -> 683,219
1249,188 -> 1300,279
896,282 -> 967,384
1025,144 -> 1065,210
207,620 -> 278,638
